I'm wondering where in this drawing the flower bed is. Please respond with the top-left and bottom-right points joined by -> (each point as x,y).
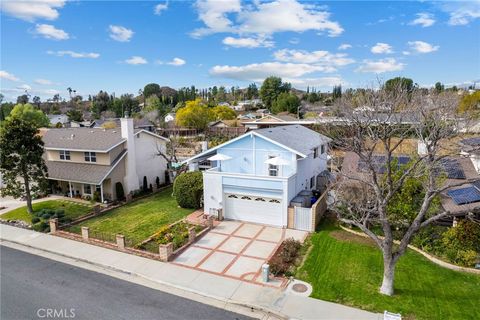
136,221 -> 206,253
268,238 -> 304,277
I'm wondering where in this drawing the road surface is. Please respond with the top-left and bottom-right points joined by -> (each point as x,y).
1,245 -> 254,320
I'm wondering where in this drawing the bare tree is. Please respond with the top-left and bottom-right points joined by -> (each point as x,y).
327,82 -> 472,296
154,136 -> 187,182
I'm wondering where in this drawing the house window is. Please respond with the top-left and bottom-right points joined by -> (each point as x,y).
313,147 -> 318,158
321,144 -> 325,154
95,185 -> 101,193
268,156 -> 278,177
83,184 -> 92,194
84,151 -> 97,162
310,176 -> 315,189
59,150 -> 70,160
255,197 -> 266,202
241,196 -> 252,200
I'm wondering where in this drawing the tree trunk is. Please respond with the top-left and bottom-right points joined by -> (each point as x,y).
24,176 -> 33,214
380,256 -> 397,296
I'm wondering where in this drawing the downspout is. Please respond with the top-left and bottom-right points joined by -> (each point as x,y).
252,134 -> 256,175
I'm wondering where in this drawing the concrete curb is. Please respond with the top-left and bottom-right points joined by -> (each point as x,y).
0,237 -> 288,320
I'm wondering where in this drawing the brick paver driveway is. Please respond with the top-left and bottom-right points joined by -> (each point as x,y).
173,221 -> 307,287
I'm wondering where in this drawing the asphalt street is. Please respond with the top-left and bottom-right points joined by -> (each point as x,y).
0,245 -> 254,320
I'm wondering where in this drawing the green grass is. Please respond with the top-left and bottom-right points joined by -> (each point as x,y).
1,200 -> 93,223
296,222 -> 480,320
69,187 -> 195,244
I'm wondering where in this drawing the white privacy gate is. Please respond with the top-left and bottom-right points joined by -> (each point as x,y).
294,207 -> 312,231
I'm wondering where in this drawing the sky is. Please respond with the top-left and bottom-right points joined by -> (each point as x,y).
0,0 -> 479,102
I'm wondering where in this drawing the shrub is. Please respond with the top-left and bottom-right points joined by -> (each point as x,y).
93,191 -> 101,202
143,176 -> 148,192
269,238 -> 302,276
54,209 -> 65,218
149,183 -> 153,192
441,220 -> 480,267
173,171 -> 203,209
115,182 -> 125,200
156,176 -> 160,188
31,216 -> 40,224
33,221 -> 49,232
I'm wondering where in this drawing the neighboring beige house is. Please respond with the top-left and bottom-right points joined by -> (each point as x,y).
43,117 -> 168,202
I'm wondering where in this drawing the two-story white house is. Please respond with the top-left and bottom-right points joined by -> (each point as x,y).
43,117 -> 168,202
183,125 -> 331,228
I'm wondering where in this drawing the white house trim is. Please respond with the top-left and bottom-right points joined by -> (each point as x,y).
45,139 -> 127,153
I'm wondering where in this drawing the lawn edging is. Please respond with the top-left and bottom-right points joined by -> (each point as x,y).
339,225 -> 480,275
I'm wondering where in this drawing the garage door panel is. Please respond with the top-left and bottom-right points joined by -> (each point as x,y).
224,194 -> 282,226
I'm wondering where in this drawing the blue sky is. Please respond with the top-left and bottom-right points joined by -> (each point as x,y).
1,0 -> 479,101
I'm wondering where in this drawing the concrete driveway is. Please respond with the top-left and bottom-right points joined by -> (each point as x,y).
173,221 -> 307,287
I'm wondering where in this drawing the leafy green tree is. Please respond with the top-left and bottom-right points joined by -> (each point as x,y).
435,82 -> 444,93
216,86 -> 227,102
67,109 -> 84,122
212,105 -> 236,120
90,91 -> 112,118
271,92 -> 300,114
333,85 -> 342,100
385,77 -> 414,93
0,118 -> 48,213
260,76 -> 291,110
144,95 -> 167,115
32,96 -> 41,108
246,83 -> 258,100
0,102 -> 15,122
7,104 -> 50,127
144,83 -> 161,99
175,99 -> 214,130
16,94 -> 29,104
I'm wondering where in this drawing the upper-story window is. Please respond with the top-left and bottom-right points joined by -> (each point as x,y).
84,151 -> 97,163
268,156 -> 279,177
59,150 -> 70,160
321,144 -> 325,154
313,147 -> 318,158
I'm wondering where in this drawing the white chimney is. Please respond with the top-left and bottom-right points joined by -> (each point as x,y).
201,141 -> 208,152
121,117 -> 139,194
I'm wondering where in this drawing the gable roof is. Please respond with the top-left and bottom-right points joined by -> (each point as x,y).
182,125 -> 331,164
46,149 -> 127,184
43,128 -> 125,151
255,125 -> 331,157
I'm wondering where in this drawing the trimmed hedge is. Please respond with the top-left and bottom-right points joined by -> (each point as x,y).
173,171 -> 203,209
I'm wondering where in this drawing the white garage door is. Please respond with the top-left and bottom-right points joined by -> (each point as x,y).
224,193 -> 283,226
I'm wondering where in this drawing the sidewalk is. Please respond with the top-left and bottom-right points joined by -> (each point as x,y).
0,224 -> 381,320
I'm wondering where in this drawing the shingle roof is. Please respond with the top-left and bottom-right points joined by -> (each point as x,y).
255,125 -> 332,156
46,150 -> 127,184
43,128 -> 125,151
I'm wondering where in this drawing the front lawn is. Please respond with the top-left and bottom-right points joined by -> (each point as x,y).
1,200 -> 93,224
69,187 -> 195,245
296,222 -> 480,320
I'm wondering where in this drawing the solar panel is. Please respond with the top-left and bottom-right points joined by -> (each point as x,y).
357,155 -> 411,173
472,180 -> 480,191
439,158 -> 466,179
447,187 -> 480,205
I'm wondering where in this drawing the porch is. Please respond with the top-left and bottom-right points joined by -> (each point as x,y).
49,179 -> 112,203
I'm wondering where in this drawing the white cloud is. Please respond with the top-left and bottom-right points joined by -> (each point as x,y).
222,36 -> 274,48
210,62 -> 330,81
192,0 -> 343,38
191,0 -> 242,37
109,25 -> 134,42
34,78 -> 53,85
0,70 -> 20,82
167,57 -> 186,66
371,42 -> 393,54
338,43 -> 352,50
356,58 -> 405,73
34,24 -> 69,40
0,0 -> 65,22
409,13 -> 435,27
402,51 -> 411,56
407,41 -> 439,53
273,49 -> 354,71
441,1 -> 480,25
154,2 -> 168,15
125,56 -> 147,65
47,50 -> 100,58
